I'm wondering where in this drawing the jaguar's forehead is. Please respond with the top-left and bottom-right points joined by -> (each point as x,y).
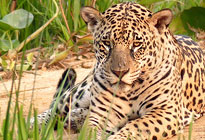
102,2 -> 152,19
97,2 -> 153,43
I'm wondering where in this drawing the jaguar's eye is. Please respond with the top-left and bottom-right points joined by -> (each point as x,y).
133,42 -> 142,48
132,42 -> 142,52
98,41 -> 110,55
131,42 -> 145,59
102,41 -> 111,47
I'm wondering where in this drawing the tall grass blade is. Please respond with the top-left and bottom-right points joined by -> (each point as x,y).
73,0 -> 80,32
42,118 -> 56,140
3,65 -> 16,140
0,0 -> 9,18
10,97 -> 17,139
17,105 -> 28,140
34,109 -> 39,140
188,115 -> 194,140
56,117 -> 64,140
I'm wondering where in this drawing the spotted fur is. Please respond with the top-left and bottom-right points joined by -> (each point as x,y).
31,2 -> 204,140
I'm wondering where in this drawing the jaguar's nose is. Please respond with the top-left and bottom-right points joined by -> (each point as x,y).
111,69 -> 129,78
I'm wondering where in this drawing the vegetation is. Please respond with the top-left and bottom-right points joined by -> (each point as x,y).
0,0 -> 204,140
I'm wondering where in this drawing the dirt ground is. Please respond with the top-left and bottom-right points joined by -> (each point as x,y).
0,65 -> 204,140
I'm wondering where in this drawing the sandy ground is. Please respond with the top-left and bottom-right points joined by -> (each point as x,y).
0,67 -> 204,140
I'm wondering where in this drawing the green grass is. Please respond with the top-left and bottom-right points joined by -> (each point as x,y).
0,0 -> 204,140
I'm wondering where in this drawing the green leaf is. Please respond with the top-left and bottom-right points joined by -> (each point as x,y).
0,21 -> 13,31
26,52 -> 34,65
48,49 -> 71,65
0,9 -> 34,31
0,57 -> 8,70
9,60 -> 15,70
0,39 -> 19,52
181,7 -> 205,35
16,64 -> 31,71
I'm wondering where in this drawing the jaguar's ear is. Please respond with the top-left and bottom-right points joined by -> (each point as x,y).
81,7 -> 102,32
149,9 -> 173,34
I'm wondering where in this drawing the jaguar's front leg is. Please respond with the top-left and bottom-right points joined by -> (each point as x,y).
108,107 -> 183,140
50,70 -> 94,130
55,79 -> 93,130
65,108 -> 89,131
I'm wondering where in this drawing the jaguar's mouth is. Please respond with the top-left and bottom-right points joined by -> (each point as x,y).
111,80 -> 132,86
110,80 -> 133,92
111,77 -> 144,87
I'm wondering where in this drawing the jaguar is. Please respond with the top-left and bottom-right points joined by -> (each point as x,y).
31,2 -> 205,140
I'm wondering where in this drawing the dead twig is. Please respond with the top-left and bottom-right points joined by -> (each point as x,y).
0,86 -> 50,96
59,0 -> 71,34
10,0 -> 17,12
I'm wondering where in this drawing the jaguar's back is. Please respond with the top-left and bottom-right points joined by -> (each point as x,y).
175,35 -> 204,118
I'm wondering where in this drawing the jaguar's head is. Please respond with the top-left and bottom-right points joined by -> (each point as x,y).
81,2 -> 173,87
